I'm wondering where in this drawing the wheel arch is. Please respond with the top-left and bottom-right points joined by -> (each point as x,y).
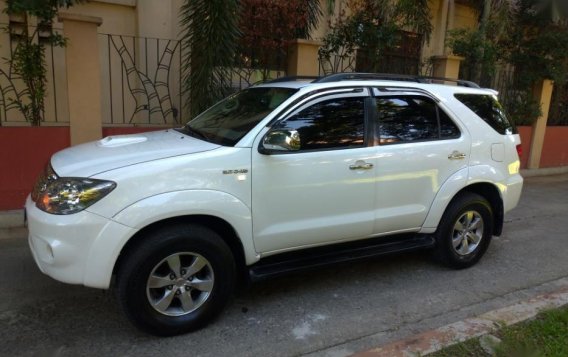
457,183 -> 504,236
421,167 -> 504,236
112,215 -> 249,284
422,181 -> 504,236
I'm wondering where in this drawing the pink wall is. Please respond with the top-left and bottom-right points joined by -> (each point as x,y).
0,127 -> 70,210
541,126 -> 568,168
0,126 -> 162,211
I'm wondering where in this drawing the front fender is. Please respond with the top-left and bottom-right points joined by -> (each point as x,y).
83,190 -> 256,288
112,190 -> 256,262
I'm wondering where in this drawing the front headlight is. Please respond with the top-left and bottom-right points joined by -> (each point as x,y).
36,177 -> 116,215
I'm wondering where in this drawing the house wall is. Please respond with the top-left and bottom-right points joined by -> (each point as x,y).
541,127 -> 568,168
0,0 -> 184,127
0,126 -> 162,210
0,127 -> 70,210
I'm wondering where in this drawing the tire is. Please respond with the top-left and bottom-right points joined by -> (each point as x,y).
433,192 -> 493,269
116,224 -> 236,336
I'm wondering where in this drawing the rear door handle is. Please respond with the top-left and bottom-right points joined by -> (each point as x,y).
448,151 -> 466,160
349,161 -> 373,170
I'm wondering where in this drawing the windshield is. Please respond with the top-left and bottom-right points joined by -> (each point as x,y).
179,87 -> 297,146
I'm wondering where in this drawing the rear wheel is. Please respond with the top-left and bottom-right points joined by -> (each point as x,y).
116,224 -> 235,336
434,192 -> 493,269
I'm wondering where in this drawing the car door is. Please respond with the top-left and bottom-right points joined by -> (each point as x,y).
251,88 -> 377,254
371,91 -> 470,234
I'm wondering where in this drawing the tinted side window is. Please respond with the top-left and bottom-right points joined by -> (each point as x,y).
439,109 -> 461,139
454,94 -> 516,134
274,97 -> 366,151
376,96 -> 459,145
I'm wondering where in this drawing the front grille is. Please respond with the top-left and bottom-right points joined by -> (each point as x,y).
31,165 -> 58,202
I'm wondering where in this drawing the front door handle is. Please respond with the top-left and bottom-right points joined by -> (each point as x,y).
448,151 -> 466,160
349,161 -> 373,170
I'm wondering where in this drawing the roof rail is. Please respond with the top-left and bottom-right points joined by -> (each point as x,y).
375,86 -> 441,102
266,76 -> 320,83
417,76 -> 480,88
314,73 -> 420,84
313,72 -> 480,88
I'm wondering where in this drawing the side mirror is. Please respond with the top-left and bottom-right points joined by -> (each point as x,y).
259,129 -> 301,154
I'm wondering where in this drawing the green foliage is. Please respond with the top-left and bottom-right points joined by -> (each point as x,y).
3,0 -> 78,125
445,0 -> 518,85
508,0 -> 568,85
301,0 -> 323,40
496,306 -> 568,356
319,0 -> 433,74
180,0 -> 241,117
11,39 -> 46,125
429,306 -> 568,357
503,91 -> 542,125
446,0 -> 568,125
445,21 -> 543,126
6,0 -> 77,24
508,0 -> 568,125
446,28 -> 501,85
181,0 -> 324,117
549,82 -> 568,125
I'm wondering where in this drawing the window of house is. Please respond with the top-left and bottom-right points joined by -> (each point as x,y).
356,31 -> 422,75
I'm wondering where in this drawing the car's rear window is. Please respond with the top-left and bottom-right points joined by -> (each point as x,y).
454,94 -> 517,135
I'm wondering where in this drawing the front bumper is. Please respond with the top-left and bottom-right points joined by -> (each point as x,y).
26,196 -> 137,289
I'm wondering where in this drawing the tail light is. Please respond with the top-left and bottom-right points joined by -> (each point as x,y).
516,144 -> 522,158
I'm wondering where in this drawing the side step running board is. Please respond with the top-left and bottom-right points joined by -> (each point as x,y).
249,234 -> 435,282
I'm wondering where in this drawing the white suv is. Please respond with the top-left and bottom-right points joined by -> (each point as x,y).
26,73 -> 523,335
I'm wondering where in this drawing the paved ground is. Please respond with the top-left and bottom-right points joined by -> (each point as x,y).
1,174 -> 567,357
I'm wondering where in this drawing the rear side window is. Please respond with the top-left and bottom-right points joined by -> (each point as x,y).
376,96 -> 460,145
454,94 -> 517,134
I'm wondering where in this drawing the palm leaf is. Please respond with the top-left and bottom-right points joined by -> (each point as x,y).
180,0 -> 241,117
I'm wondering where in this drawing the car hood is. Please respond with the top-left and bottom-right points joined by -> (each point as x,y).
51,129 -> 221,177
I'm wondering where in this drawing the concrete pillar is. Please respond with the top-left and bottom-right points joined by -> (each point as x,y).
431,55 -> 464,79
528,79 -> 554,169
287,39 -> 322,77
58,13 -> 103,145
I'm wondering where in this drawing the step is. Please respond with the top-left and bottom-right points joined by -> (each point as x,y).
249,234 -> 435,282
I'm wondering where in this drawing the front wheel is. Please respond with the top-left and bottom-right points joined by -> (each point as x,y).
433,192 -> 494,269
116,224 -> 236,336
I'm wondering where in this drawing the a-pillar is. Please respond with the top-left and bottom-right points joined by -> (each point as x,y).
287,39 -> 322,77
527,79 -> 554,169
431,55 -> 464,80
58,13 -> 103,145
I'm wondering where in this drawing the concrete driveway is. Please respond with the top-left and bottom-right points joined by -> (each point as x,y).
1,174 -> 567,357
